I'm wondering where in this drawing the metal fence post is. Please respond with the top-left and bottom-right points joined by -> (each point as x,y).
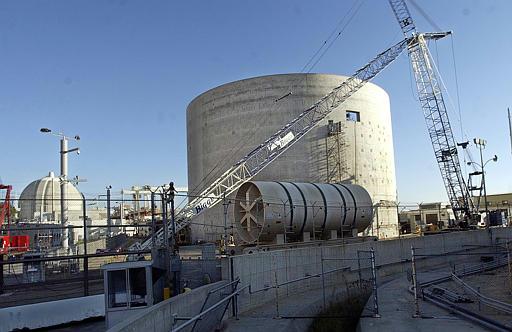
370,247 -> 380,317
411,246 -> 420,317
357,250 -> 362,285
507,242 -> 512,294
106,186 -> 111,237
321,247 -> 326,310
234,291 -> 239,320
274,270 -> 280,318
230,257 -> 236,317
151,192 -> 156,249
161,194 -> 171,289
477,286 -> 481,311
82,194 -> 89,296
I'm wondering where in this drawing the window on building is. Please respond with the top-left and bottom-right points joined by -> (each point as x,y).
108,270 -> 127,308
129,268 -> 148,307
426,214 -> 438,224
346,111 -> 360,122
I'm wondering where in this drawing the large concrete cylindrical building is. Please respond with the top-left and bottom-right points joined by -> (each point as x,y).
187,73 -> 398,242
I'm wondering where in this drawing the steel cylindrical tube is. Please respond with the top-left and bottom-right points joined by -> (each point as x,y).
234,181 -> 373,243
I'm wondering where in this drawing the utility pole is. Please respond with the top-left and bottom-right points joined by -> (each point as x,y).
169,183 -> 176,253
151,191 -> 156,249
168,182 -> 180,294
161,192 -> 169,273
472,138 -> 498,227
223,192 -> 228,253
474,138 -> 489,225
106,185 -> 112,238
40,128 -> 80,253
61,137 -> 68,251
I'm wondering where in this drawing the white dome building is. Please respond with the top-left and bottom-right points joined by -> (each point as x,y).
19,172 -> 83,223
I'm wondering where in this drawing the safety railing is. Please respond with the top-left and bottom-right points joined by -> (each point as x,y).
171,281 -> 248,332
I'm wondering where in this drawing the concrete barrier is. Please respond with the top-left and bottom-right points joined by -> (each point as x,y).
106,228 -> 512,331
226,228 -> 512,315
0,294 -> 104,332
108,280 -> 227,332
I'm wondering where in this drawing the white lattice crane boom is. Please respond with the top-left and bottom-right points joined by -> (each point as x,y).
131,38 -> 411,250
388,0 -> 474,221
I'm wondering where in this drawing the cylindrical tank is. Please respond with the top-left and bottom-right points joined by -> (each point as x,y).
234,181 -> 373,243
187,73 -> 397,242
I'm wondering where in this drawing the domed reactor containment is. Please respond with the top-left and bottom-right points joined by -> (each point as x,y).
187,73 -> 399,243
19,171 -> 83,222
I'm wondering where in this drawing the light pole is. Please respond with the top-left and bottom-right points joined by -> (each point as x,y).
40,128 -> 80,252
468,138 -> 497,227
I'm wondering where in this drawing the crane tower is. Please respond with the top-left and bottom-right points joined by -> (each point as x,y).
389,0 -> 474,222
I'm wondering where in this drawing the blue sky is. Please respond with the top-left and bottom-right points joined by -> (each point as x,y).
0,0 -> 511,204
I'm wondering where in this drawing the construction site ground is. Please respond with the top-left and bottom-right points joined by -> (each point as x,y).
434,266 -> 512,326
359,261 -> 512,331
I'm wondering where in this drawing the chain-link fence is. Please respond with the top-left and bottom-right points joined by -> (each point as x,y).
227,245 -> 380,321
0,193 -> 184,308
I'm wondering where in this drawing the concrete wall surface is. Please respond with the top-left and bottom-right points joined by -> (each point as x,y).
104,228 -> 512,332
225,228 -> 512,316
187,73 -> 398,242
181,258 -> 221,289
0,294 -> 104,332
108,280 -> 227,332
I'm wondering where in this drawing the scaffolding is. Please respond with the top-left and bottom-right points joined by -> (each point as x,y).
325,119 -> 349,183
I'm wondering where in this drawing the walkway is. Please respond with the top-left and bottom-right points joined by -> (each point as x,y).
223,284 -> 338,332
359,272 -> 486,331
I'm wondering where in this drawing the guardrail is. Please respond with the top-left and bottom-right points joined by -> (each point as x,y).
171,284 -> 249,332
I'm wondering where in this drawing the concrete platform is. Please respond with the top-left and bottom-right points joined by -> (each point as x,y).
223,284 -> 334,332
358,275 -> 485,331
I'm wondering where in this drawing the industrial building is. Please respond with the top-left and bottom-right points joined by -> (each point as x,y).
17,172 -> 108,248
187,73 -> 399,243
472,192 -> 512,226
19,172 -> 83,223
400,202 -> 455,233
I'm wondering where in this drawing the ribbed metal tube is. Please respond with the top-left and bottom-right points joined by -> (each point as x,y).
234,181 -> 373,243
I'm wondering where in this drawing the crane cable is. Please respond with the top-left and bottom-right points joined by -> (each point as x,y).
408,0 -> 442,32
300,0 -> 362,72
301,0 -> 365,73
426,35 -> 485,211
407,0 -> 474,173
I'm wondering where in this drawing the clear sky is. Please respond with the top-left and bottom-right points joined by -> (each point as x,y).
1,0 -> 511,204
